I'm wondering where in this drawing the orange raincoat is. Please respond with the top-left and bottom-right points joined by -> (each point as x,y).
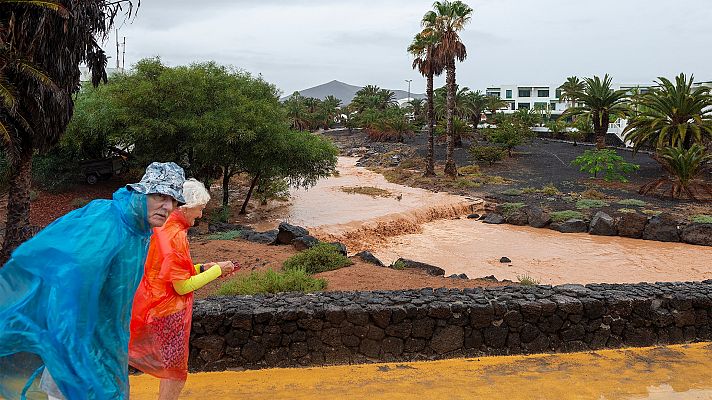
129,210 -> 194,380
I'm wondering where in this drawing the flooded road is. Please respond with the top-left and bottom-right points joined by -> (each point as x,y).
253,157 -> 712,285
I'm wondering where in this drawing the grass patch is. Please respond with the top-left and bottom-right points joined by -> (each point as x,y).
576,199 -> 609,209
550,210 -> 584,222
455,178 -> 481,189
581,189 -> 606,200
217,267 -> 326,295
521,187 -> 538,194
500,188 -> 523,196
70,197 -> 91,209
499,202 -> 525,216
390,260 -> 407,270
617,199 -> 647,207
283,243 -> 352,274
206,230 -> 243,240
340,186 -> 392,198
517,274 -> 540,286
617,208 -> 638,214
540,183 -> 560,196
642,209 -> 662,216
692,214 -> 712,224
458,165 -> 481,175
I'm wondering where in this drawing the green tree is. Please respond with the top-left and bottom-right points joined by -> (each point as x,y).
486,95 -> 508,119
562,75 -> 629,149
0,0 -> 137,263
623,73 -> 712,152
423,0 -> 473,178
463,90 -> 488,132
559,76 -> 585,110
408,29 -> 444,176
284,92 -> 309,131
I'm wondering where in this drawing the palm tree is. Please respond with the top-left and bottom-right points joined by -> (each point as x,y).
407,98 -> 425,123
0,0 -> 136,264
562,75 -> 628,149
559,76 -> 585,111
623,73 -> 712,152
284,92 -> 309,131
322,95 -> 342,129
463,90 -> 487,131
408,29 -> 443,176
423,0 -> 473,178
485,95 -> 508,120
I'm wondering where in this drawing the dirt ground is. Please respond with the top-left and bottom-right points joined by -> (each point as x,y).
189,238 -> 508,298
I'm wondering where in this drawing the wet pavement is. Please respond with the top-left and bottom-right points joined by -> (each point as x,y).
130,342 -> 712,399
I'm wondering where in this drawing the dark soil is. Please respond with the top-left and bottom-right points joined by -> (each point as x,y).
322,129 -> 712,222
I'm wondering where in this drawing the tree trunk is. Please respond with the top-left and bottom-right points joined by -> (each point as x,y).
424,70 -> 436,177
222,166 -> 231,207
239,172 -> 260,215
443,60 -> 457,178
594,110 -> 607,150
0,151 -> 33,265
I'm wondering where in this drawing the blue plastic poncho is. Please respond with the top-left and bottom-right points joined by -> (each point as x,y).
0,188 -> 153,399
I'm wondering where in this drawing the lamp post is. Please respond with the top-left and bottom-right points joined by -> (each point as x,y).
405,79 -> 412,104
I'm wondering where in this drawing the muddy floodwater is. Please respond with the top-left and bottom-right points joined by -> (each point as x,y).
251,157 -> 712,285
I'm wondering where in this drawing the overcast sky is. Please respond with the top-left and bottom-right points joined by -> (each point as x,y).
107,0 -> 711,96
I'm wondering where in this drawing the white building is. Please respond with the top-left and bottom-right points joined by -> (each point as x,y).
79,66 -> 125,83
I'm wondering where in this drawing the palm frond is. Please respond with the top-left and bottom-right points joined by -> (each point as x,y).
0,0 -> 69,18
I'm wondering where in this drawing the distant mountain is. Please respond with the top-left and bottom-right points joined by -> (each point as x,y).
281,80 -> 426,105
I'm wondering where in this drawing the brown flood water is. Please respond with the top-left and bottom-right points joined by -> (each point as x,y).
254,157 -> 712,285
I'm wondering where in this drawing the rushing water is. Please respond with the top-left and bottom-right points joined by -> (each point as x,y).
252,157 -> 712,285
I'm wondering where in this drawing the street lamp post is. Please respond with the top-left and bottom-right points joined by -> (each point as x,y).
405,79 -> 412,104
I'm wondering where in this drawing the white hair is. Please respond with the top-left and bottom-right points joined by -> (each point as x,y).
180,178 -> 211,208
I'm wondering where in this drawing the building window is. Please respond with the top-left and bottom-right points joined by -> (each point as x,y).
518,89 -> 531,97
487,91 -> 501,98
550,102 -> 557,111
555,89 -> 562,98
518,102 -> 530,110
507,101 -> 515,110
506,90 -> 512,99
537,89 -> 549,97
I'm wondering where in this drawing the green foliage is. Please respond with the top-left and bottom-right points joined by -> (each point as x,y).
624,73 -> 712,152
282,243 -> 353,274
256,177 -> 290,205
206,230 -> 243,241
692,215 -> 712,224
659,144 -> 711,187
485,114 -> 535,155
576,199 -> 609,209
517,274 -> 540,286
617,208 -> 638,214
390,260 -> 407,270
571,149 -> 640,182
550,210 -> 584,222
541,183 -> 560,195
208,206 -> 231,224
468,144 -> 506,165
617,199 -> 647,207
357,107 -> 416,142
217,267 -> 327,295
499,202 -> 525,216
500,188 -> 523,196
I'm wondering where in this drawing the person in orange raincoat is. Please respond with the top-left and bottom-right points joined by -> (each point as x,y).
129,178 -> 235,400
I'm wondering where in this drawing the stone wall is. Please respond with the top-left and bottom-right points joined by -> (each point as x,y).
189,282 -> 712,372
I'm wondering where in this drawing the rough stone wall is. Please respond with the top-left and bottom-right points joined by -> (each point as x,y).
189,282 -> 712,372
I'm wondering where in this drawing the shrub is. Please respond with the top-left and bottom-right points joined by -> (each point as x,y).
581,188 -> 606,199
550,210 -> 584,222
208,206 -> 231,224
617,208 -> 638,214
340,186 -> 392,198
521,187 -> 537,194
540,183 -> 560,196
576,199 -> 609,209
390,260 -> 407,270
455,178 -> 480,189
657,144 -> 712,198
500,188 -> 523,196
499,202 -> 525,216
206,230 -> 243,240
642,209 -> 662,216
617,199 -> 647,207
571,149 -> 640,182
217,267 -> 327,295
517,274 -> 540,286
468,144 -> 506,165
283,243 -> 352,274
458,165 -> 481,175
692,214 -> 712,224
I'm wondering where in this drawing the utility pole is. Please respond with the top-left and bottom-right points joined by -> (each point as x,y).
122,36 -> 126,69
115,29 -> 120,69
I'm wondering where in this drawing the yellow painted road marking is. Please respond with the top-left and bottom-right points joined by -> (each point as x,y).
130,342 -> 712,399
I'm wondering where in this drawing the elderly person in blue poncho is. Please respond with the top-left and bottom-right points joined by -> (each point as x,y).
0,162 -> 186,400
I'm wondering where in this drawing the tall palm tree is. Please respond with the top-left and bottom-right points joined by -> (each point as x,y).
563,74 -> 628,149
0,0 -> 136,264
559,76 -> 585,111
623,73 -> 712,152
423,0 -> 473,178
407,98 -> 425,123
408,29 -> 443,176
284,92 -> 309,131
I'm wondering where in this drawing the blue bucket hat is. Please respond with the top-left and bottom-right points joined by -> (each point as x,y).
127,162 -> 186,205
